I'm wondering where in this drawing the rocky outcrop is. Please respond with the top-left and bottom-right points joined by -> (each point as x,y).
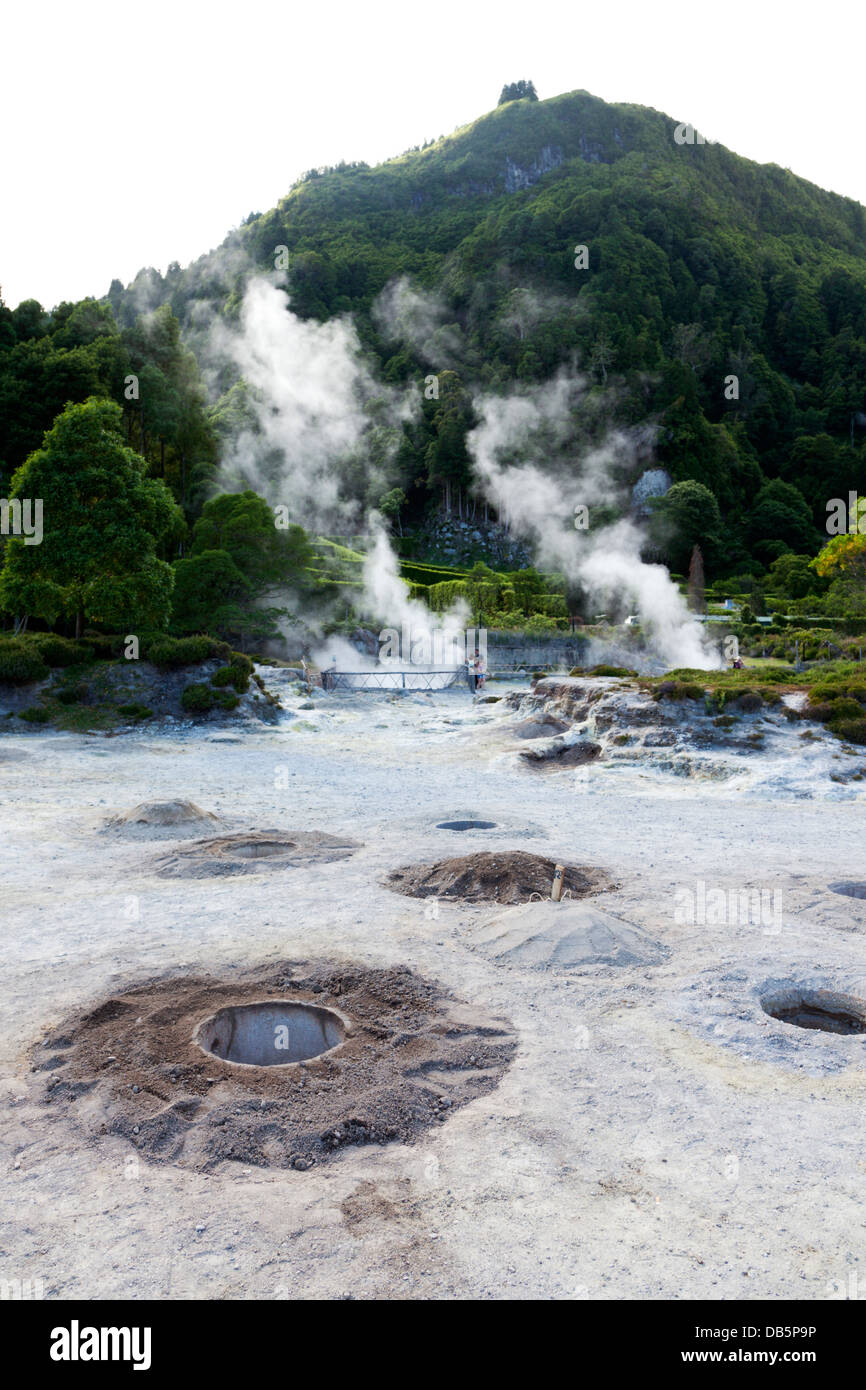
504,145 -> 564,191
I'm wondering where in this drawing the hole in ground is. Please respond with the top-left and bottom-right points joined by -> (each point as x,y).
761,988 -> 866,1035
437,820 -> 497,831
196,1001 -> 345,1065
829,881 -> 866,900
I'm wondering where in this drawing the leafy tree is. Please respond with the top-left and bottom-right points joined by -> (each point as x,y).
0,398 -> 182,635
170,549 -> 250,632
378,487 -> 407,536
649,480 -> 724,573
811,533 -> 866,612
766,552 -> 823,599
190,491 -> 313,591
747,480 -> 818,560
498,80 -> 538,104
172,490 -> 314,640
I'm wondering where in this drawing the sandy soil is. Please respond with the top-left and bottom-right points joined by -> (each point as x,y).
1,680 -> 865,1300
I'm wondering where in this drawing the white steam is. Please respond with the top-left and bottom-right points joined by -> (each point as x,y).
467,369 -> 719,671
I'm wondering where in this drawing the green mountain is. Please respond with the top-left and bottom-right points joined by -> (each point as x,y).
4,86 -> 866,587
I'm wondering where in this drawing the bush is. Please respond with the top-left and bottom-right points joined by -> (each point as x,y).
824,697 -> 865,722
589,665 -> 638,678
56,683 -> 88,705
734,692 -> 763,712
831,718 -> 866,745
79,631 -> 125,658
18,706 -> 51,723
117,703 -> 153,720
0,641 -> 49,685
212,662 -> 250,693
180,683 -> 216,712
655,680 -> 706,701
146,635 -> 216,669
34,635 -> 92,667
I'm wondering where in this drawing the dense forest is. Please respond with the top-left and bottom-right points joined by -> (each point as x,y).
2,84 -> 866,644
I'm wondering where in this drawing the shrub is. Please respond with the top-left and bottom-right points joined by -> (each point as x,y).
733,691 -> 763,712
831,718 -> 866,745
825,697 -> 865,722
34,635 -> 92,667
147,636 -> 216,669
212,662 -> 250,693
18,706 -> 51,723
180,683 -> 216,712
56,683 -> 88,705
655,680 -> 706,701
0,642 -> 49,685
79,631 -> 125,658
117,703 -> 153,720
214,690 -> 239,710
589,665 -> 638,677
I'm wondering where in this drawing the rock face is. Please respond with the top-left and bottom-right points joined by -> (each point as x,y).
504,145 -> 564,192
519,738 -> 603,769
511,714 -> 570,740
471,902 -> 669,971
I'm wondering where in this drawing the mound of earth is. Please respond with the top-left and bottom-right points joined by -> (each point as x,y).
520,739 -> 602,769
33,961 -> 517,1172
470,901 -> 668,970
104,799 -> 221,839
384,850 -> 611,904
153,829 -> 361,878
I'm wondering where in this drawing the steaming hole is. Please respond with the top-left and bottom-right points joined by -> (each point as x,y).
829,881 -> 866,900
196,1001 -> 345,1065
437,820 -> 497,831
760,988 -> 866,1036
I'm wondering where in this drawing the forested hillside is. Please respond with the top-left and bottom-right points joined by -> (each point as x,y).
3,84 -> 866,645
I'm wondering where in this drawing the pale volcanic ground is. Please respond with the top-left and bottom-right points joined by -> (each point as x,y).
1,678 -> 865,1301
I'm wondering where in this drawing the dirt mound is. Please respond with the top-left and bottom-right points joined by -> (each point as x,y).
520,739 -> 602,769
104,799 -> 221,839
384,850 -> 611,905
33,961 -> 516,1172
471,902 -> 668,971
152,829 -> 361,878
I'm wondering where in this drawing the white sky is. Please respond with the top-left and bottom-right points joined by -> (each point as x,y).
4,0 -> 864,310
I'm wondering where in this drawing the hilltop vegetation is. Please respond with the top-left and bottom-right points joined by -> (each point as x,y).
2,84 -> 866,651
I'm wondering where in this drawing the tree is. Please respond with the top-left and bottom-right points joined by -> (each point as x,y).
174,490 -> 315,640
649,480 -> 723,574
0,398 -> 182,635
498,80 -> 538,104
378,487 -> 407,537
810,533 -> 866,613
190,491 -> 313,592
170,549 -> 250,633
688,545 -> 706,613
766,552 -> 822,599
747,480 -> 818,560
